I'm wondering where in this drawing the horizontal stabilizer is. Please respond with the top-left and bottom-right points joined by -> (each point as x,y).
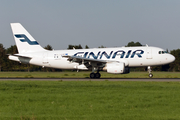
8,54 -> 32,59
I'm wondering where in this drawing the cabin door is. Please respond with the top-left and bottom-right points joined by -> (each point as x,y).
146,48 -> 152,59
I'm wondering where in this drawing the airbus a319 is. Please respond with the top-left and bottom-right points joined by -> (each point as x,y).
9,23 -> 175,78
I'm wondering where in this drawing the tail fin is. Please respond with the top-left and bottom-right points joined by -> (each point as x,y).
10,23 -> 46,53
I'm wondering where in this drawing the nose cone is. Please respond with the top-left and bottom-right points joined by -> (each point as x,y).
169,54 -> 175,63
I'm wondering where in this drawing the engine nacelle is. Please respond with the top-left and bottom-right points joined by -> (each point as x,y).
106,62 -> 130,74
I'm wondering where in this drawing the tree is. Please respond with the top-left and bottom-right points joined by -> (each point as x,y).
126,41 -> 142,47
77,44 -> 83,49
85,45 -> 89,49
67,44 -> 83,49
5,45 -> 19,71
44,44 -> 53,50
98,45 -> 106,48
6,45 -> 18,54
0,44 -> 7,71
169,49 -> 180,71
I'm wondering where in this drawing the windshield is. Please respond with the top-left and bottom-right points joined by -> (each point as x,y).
159,51 -> 168,54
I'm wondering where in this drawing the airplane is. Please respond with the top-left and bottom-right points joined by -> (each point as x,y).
8,23 -> 175,78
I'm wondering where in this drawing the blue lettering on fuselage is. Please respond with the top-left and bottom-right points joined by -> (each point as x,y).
125,50 -> 132,58
88,52 -> 101,59
83,52 -> 88,58
74,50 -> 144,59
15,34 -> 39,45
100,51 -> 113,59
74,52 -> 84,56
130,50 -> 144,58
112,50 -> 125,58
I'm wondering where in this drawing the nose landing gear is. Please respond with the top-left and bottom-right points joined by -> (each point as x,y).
148,66 -> 153,78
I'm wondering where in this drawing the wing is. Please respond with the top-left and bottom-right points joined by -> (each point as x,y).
63,55 -> 108,63
63,55 -> 120,70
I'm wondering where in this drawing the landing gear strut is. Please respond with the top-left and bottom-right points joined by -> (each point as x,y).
148,66 -> 153,78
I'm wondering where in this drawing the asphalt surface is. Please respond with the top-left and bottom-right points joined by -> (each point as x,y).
0,78 -> 180,81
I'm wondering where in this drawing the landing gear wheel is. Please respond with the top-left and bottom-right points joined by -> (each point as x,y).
149,73 -> 153,78
95,73 -> 101,78
90,73 -> 95,79
90,73 -> 101,79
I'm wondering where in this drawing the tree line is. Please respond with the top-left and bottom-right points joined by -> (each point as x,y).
0,42 -> 179,72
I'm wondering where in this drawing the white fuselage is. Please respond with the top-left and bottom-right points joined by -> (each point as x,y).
9,46 -> 175,70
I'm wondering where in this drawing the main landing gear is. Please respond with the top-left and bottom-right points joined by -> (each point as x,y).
90,64 -> 101,78
90,72 -> 101,79
148,66 -> 153,78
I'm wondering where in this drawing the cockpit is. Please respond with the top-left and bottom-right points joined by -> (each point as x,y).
158,51 -> 168,54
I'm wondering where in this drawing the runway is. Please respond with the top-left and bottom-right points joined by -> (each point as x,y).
0,78 -> 180,81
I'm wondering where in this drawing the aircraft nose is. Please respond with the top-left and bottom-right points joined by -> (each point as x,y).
169,54 -> 175,63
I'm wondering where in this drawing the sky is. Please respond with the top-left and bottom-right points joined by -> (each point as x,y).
0,0 -> 180,51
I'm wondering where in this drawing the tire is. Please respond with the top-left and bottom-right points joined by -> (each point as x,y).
149,73 -> 153,78
95,73 -> 101,78
90,73 -> 95,79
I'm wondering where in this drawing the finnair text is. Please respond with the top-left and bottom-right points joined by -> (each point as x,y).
74,50 -> 144,59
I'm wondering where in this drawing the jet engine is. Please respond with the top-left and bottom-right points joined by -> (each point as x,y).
106,62 -> 130,74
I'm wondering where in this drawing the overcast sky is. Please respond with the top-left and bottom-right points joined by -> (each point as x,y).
0,0 -> 180,51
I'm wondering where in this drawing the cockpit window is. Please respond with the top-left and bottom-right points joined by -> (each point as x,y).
158,51 -> 168,54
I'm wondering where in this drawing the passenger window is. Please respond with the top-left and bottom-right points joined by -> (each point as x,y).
159,51 -> 161,54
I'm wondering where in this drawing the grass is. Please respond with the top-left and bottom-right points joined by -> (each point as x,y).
0,81 -> 180,119
0,71 -> 180,78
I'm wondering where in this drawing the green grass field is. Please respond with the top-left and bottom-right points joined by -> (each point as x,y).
0,71 -> 180,78
1,81 -> 180,120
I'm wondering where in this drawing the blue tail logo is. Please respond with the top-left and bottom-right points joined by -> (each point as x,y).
15,34 -> 39,45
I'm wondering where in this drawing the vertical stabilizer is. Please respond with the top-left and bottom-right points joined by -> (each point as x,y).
10,23 -> 46,53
